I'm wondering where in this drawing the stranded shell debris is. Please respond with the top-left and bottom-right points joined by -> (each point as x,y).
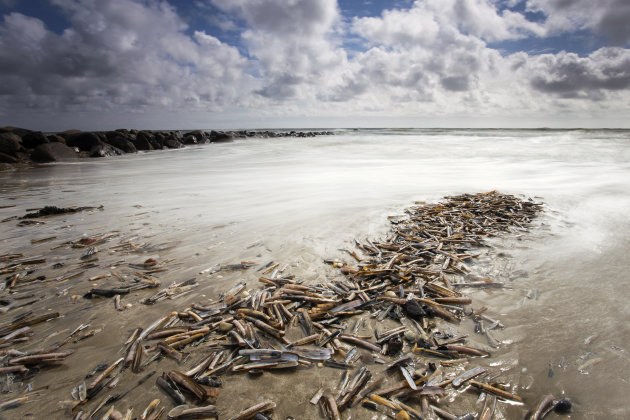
1,192 -> 573,419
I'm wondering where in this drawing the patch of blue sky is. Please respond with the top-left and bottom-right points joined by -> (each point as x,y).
338,0 -> 414,19
171,1 -> 253,58
493,0 -> 548,24
0,0 -> 70,34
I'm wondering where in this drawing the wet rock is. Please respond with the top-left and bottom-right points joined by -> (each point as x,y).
182,134 -> 199,145
60,129 -> 82,136
46,134 -> 66,144
153,132 -> 168,149
104,134 -> 137,153
0,126 -> 32,138
164,137 -> 183,149
183,130 -> 208,144
0,127 -> 333,169
90,142 -> 124,157
31,142 -> 78,162
134,131 -> 156,150
22,131 -> 49,149
209,130 -> 233,143
0,132 -> 24,156
65,132 -> 103,151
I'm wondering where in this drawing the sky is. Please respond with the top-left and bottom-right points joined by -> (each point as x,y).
0,0 -> 629,130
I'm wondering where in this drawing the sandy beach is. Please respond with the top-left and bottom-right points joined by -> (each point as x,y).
2,128 -> 630,418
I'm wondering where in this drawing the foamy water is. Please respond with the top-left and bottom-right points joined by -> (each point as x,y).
1,128 -> 629,418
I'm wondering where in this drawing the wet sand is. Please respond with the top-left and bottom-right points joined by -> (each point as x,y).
1,192 -> 562,419
2,129 -> 630,418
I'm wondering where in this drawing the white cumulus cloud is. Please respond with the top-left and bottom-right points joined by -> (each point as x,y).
0,0 -> 254,118
0,0 -> 629,128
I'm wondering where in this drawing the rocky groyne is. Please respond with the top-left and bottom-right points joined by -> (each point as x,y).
0,127 -> 334,169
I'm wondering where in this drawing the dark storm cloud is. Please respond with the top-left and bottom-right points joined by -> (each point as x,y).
529,47 -> 630,97
594,0 -> 630,45
528,0 -> 630,45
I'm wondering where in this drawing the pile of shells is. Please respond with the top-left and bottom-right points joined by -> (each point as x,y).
1,192 -> 572,419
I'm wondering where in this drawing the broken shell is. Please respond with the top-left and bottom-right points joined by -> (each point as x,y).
218,322 -> 233,332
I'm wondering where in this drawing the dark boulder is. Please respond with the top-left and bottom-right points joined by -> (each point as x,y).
164,137 -> 183,149
104,134 -> 137,153
46,134 -> 66,144
182,134 -> 198,145
22,131 -> 49,149
31,142 -> 78,162
184,130 -> 209,144
153,132 -> 167,149
89,142 -> 124,158
59,129 -> 82,138
0,126 -> 32,138
0,132 -> 24,156
65,132 -> 103,152
104,131 -> 120,139
209,130 -> 233,143
135,131 -> 157,150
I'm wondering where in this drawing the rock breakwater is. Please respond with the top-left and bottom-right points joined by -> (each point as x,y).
0,127 -> 334,169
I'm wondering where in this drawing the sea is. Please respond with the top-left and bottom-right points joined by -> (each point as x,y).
1,128 -> 629,418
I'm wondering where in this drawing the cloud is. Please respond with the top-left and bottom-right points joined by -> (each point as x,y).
209,0 -> 347,101
0,0 -> 254,116
352,0 -> 543,45
326,1 -> 498,104
1,0 -> 629,129
527,0 -> 630,45
316,0 -> 630,121
527,47 -> 630,98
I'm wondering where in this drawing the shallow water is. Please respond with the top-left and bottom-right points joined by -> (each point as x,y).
1,128 -> 629,418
